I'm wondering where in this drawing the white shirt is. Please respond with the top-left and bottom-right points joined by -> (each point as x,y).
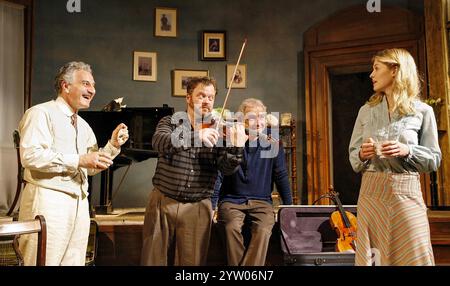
19,96 -> 120,197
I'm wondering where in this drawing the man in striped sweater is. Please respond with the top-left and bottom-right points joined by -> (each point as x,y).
141,76 -> 247,266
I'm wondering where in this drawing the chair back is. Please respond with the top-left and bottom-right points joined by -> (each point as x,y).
13,129 -> 20,149
85,220 -> 99,266
7,130 -> 25,217
0,215 -> 47,266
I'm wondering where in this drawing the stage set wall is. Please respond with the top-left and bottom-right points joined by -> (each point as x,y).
30,0 -> 423,208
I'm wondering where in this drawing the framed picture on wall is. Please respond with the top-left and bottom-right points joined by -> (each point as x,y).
201,31 -> 226,60
226,64 -> 247,88
133,51 -> 157,81
172,69 -> 209,96
154,7 -> 177,37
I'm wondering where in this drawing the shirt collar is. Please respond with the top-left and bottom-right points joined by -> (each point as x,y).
55,96 -> 76,117
380,95 -> 401,120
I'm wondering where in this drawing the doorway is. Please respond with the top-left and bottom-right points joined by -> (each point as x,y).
329,72 -> 371,205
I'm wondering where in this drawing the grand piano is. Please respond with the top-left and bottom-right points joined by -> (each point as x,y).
79,105 -> 174,215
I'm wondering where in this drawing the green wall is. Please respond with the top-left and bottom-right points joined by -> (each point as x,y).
31,0 -> 424,207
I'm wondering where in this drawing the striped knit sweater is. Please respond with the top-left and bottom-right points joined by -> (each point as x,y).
152,115 -> 243,202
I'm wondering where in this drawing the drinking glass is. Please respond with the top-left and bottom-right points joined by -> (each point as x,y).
373,126 -> 389,158
373,121 -> 402,159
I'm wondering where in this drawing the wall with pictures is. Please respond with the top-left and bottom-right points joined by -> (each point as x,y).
31,0 -> 423,208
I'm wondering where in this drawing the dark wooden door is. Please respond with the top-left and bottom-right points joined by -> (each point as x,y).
329,72 -> 371,205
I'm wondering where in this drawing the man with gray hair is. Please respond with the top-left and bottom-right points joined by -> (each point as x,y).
213,98 -> 292,266
17,61 -> 129,265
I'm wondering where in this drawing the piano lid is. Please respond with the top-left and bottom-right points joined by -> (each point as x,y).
79,105 -> 174,162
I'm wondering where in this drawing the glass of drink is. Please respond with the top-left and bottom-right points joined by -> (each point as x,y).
373,126 -> 388,158
373,121 -> 402,159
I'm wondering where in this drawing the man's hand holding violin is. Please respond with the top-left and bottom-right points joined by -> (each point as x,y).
197,117 -> 248,148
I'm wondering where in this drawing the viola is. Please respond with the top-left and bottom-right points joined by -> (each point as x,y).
328,188 -> 357,252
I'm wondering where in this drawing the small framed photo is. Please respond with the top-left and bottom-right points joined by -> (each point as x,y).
281,113 -> 293,126
226,64 -> 247,88
133,51 -> 157,82
154,7 -> 177,37
172,69 -> 209,96
202,31 -> 226,61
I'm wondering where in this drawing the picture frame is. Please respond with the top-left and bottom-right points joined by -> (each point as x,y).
201,31 -> 226,61
226,64 -> 247,88
172,69 -> 209,96
133,51 -> 157,82
154,7 -> 177,37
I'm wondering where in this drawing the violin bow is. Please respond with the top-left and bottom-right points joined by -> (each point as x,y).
214,38 -> 247,132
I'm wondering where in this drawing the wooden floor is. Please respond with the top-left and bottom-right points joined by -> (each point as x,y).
2,207 -> 449,265
93,208 -> 241,266
428,211 -> 450,265
93,208 -> 145,266
93,208 -> 450,266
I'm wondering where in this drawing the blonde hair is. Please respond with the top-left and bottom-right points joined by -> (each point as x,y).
367,48 -> 421,116
238,98 -> 267,114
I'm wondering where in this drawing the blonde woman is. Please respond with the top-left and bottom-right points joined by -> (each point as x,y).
348,48 -> 441,266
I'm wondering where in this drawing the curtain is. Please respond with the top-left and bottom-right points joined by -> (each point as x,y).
0,1 -> 24,214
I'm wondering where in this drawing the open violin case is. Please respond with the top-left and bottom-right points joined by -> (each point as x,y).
278,205 -> 357,266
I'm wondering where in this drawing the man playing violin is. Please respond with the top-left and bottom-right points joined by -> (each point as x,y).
141,76 -> 248,266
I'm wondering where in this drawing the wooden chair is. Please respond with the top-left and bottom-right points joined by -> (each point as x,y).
7,130 -> 26,217
0,215 -> 47,266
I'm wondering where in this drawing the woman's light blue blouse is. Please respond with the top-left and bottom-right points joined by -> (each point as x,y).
349,96 -> 441,173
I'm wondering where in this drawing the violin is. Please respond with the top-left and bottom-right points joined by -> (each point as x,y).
328,187 -> 357,252
200,113 -> 232,135
200,113 -> 219,130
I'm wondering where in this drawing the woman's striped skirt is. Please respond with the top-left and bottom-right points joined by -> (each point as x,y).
355,171 -> 434,266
